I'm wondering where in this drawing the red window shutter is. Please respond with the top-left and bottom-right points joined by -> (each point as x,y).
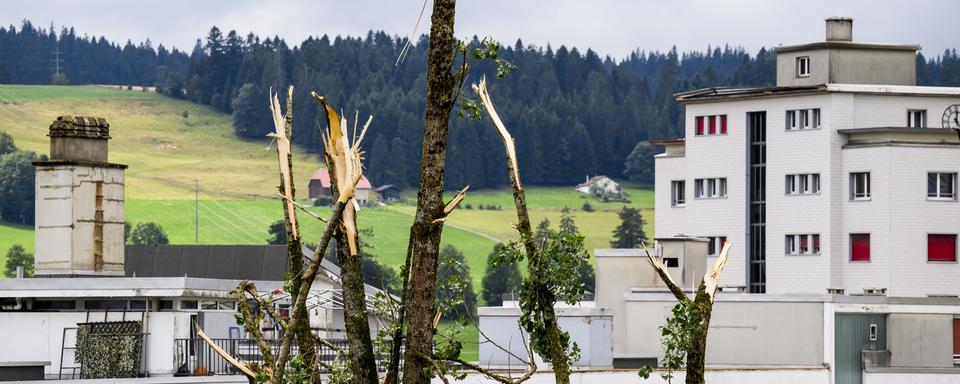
928,234 -> 958,262
720,115 -> 728,134
719,236 -> 727,249
851,234 -> 870,261
696,116 -> 704,135
708,115 -> 717,134
953,318 -> 960,356
800,235 -> 809,254
813,234 -> 820,254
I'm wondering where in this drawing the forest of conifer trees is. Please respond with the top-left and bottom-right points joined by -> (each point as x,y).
2,21 -> 959,188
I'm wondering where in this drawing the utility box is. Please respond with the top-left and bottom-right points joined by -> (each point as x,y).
34,116 -> 127,276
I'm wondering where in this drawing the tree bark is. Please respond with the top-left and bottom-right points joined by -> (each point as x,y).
272,87 -> 319,382
401,1 -> 458,383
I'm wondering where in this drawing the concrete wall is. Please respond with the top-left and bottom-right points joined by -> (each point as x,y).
0,311 -> 189,376
776,48 -> 916,87
887,313 -> 955,368
620,296 -> 825,366
35,164 -> 125,276
478,306 -> 613,368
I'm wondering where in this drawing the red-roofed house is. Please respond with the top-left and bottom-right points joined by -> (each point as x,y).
308,169 -> 373,205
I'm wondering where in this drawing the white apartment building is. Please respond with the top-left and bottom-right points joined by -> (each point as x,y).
655,17 -> 960,297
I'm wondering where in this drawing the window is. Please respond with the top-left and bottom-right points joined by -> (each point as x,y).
707,236 -> 728,256
928,172 -> 957,200
786,174 -> 820,195
33,300 -> 77,310
129,300 -> 147,310
851,234 -> 870,261
694,178 -> 727,198
928,234 -> 957,262
200,300 -> 218,310
908,109 -> 927,128
694,114 -> 727,136
663,258 -> 679,268
84,300 -> 127,310
786,234 -> 820,255
671,181 -> 686,207
180,300 -> 198,310
850,172 -> 871,200
218,301 -> 236,311
786,108 -> 821,130
797,56 -> 811,77
159,300 -> 174,310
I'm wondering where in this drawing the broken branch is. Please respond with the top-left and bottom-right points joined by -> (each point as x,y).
196,324 -> 257,378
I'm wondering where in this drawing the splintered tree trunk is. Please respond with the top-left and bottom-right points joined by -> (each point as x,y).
401,1 -> 458,383
275,87 -> 318,382
684,303 -> 711,384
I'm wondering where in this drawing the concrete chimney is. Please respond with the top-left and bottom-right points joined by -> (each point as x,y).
825,17 -> 853,42
34,116 -> 127,277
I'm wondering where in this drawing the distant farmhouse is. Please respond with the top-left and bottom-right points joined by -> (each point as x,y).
575,175 -> 623,199
374,184 -> 401,202
308,168 -> 373,205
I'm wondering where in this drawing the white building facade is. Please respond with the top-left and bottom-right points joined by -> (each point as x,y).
655,18 -> 960,297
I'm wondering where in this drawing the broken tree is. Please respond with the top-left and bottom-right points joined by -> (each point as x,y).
642,241 -> 731,384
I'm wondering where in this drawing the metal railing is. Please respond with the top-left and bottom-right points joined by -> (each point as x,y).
174,338 -> 401,376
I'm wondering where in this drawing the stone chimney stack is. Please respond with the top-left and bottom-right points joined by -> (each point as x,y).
825,16 -> 853,42
34,116 -> 127,277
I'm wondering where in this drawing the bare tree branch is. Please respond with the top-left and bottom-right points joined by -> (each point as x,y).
196,324 -> 258,379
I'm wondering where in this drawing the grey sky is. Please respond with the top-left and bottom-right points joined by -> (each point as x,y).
1,0 -> 956,60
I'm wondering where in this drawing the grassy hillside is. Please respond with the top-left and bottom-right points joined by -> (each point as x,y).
0,85 -> 657,297
0,85 -> 324,199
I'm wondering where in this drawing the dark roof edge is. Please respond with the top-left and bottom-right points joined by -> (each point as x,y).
774,41 -> 921,53
34,160 -> 128,169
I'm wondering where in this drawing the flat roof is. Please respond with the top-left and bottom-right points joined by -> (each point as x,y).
0,277 -> 283,299
774,41 -> 920,54
625,291 -> 960,305
675,83 -> 960,103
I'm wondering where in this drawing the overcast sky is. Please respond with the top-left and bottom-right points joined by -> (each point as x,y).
2,0 -> 957,60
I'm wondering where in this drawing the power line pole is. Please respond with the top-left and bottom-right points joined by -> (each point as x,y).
194,179 -> 199,243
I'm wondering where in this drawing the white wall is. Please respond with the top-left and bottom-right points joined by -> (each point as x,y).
659,91 -> 960,295
863,371 -> 960,384
0,311 -> 189,376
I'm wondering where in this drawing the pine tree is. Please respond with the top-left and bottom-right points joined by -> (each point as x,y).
3,244 -> 33,278
610,206 -> 647,248
481,244 -> 522,306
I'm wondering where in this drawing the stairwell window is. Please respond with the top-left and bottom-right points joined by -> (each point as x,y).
850,172 -> 871,200
928,172 -> 957,200
671,180 -> 686,207
797,56 -> 811,77
908,109 -> 928,128
695,177 -> 727,199
786,234 -> 820,255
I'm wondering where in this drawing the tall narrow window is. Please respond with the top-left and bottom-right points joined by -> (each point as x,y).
928,172 -> 957,199
786,110 -> 797,130
720,115 -> 728,134
812,174 -> 820,193
799,174 -> 809,193
800,109 -> 810,128
851,234 -> 870,261
785,175 -> 797,194
719,178 -> 727,197
850,172 -> 871,200
812,108 -> 821,128
707,236 -> 728,256
671,180 -> 686,207
908,109 -> 927,128
928,234 -> 957,262
694,179 -> 704,198
952,318 -> 959,361
696,116 -> 704,136
708,115 -> 717,135
797,56 -> 811,77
